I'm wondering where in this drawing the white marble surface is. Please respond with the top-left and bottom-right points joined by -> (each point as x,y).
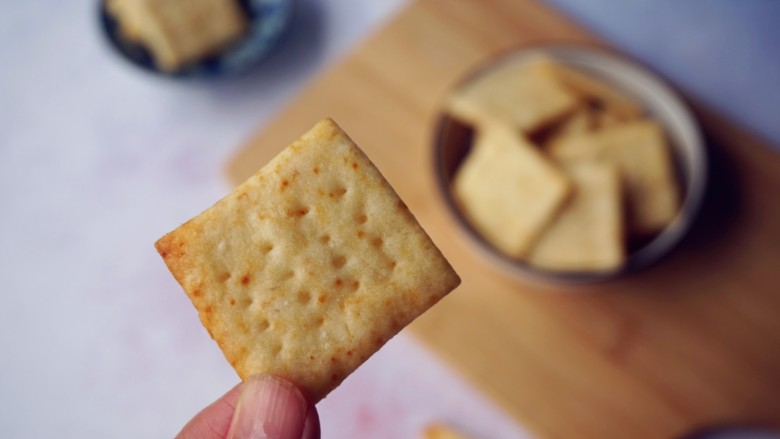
0,1 -> 531,438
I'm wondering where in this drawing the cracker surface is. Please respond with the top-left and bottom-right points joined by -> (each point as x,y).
424,424 -> 473,439
109,0 -> 247,71
453,124 -> 570,258
156,119 -> 460,402
527,162 -> 624,271
446,60 -> 578,133
549,120 -> 679,233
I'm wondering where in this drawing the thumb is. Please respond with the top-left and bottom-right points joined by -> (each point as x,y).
227,374 -> 317,439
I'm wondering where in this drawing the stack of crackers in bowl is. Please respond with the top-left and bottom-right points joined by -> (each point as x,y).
443,55 -> 684,277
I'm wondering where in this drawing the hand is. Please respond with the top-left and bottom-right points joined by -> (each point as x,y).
177,374 -> 320,439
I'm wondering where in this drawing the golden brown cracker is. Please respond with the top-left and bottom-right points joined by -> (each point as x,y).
109,0 -> 247,71
527,161 -> 624,271
537,105 -> 595,149
453,124 -> 571,257
446,60 -> 579,133
549,120 -> 679,233
156,119 -> 460,402
528,57 -> 642,120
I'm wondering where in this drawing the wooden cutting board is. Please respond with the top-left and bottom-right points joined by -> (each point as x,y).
227,1 -> 780,437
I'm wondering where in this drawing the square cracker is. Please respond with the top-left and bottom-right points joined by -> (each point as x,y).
155,119 -> 460,402
527,57 -> 643,120
527,161 -> 625,272
549,120 -> 679,234
109,0 -> 247,71
446,59 -> 579,133
453,124 -> 570,258
541,104 -> 627,151
537,105 -> 595,150
552,106 -> 594,137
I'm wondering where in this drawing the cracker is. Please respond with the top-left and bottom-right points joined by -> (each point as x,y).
155,119 -> 460,402
527,162 -> 624,272
553,106 -> 594,137
549,120 -> 679,233
446,59 -> 579,133
591,105 -> 628,129
109,0 -> 247,71
453,124 -> 570,258
424,424 -> 472,439
528,57 -> 642,120
542,105 -> 624,151
538,105 -> 595,150
106,0 -> 145,41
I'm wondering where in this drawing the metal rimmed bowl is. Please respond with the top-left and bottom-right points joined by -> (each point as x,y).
98,0 -> 295,79
433,45 -> 707,284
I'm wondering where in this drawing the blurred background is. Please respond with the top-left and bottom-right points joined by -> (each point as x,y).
1,0 -> 779,438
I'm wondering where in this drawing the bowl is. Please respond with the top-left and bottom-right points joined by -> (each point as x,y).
98,0 -> 295,79
433,45 -> 707,284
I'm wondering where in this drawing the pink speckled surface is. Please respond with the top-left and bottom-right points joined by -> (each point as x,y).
0,1 -> 531,437
319,334 -> 531,439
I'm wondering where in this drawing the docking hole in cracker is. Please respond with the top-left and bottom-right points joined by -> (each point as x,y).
156,118 -> 460,402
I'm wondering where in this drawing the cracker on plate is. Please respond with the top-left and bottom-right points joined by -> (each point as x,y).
527,161 -> 624,271
108,0 -> 247,71
453,124 -> 571,258
156,119 -> 460,402
548,120 -> 679,234
446,59 -> 579,133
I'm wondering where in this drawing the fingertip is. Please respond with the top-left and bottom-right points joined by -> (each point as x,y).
301,403 -> 321,439
176,383 -> 243,439
227,374 -> 308,439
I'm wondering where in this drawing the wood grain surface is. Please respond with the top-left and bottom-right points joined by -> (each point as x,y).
227,1 -> 780,437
